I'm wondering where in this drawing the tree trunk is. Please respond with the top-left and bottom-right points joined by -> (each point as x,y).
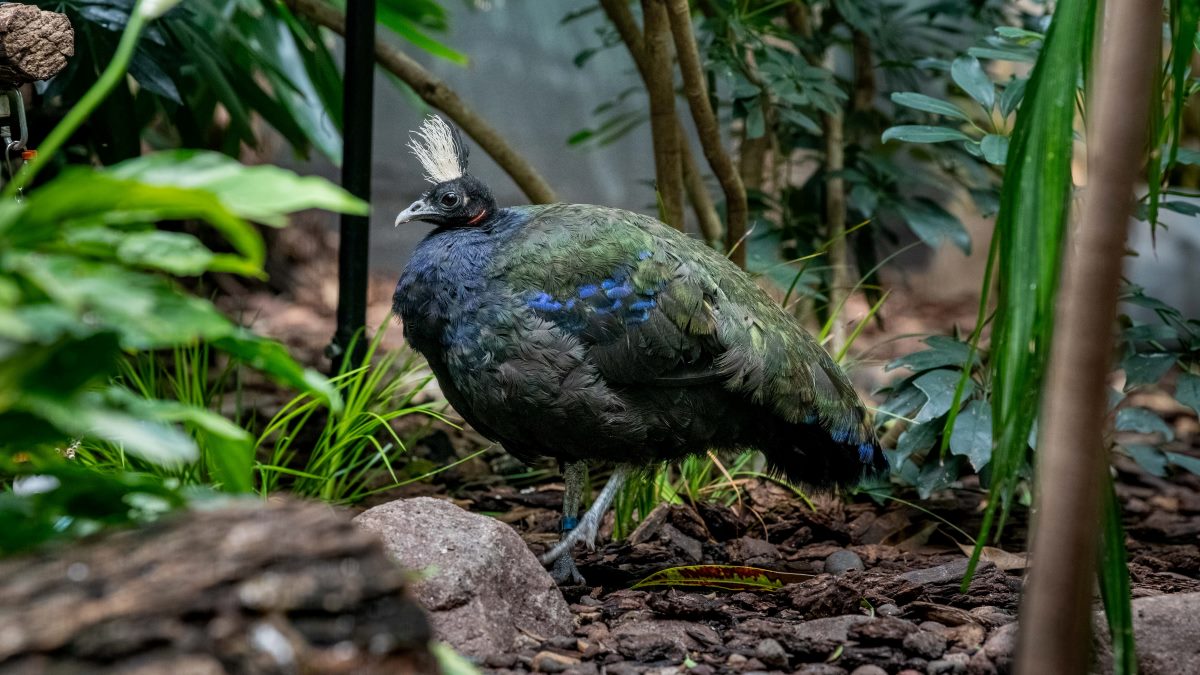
0,499 -> 434,674
640,0 -> 685,230
1014,2 -> 1161,672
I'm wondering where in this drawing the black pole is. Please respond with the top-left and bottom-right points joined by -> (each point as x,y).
330,0 -> 376,372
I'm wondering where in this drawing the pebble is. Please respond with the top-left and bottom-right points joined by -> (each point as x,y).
689,666 -> 715,675
876,603 -> 902,617
484,652 -> 518,668
532,650 -> 579,673
926,651 -> 970,674
825,549 -> 866,575
903,629 -> 948,659
754,638 -> 789,669
850,666 -> 889,675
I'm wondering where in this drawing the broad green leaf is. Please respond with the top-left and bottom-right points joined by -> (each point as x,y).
882,125 -> 973,144
913,369 -> 973,424
1120,353 -> 1176,390
897,200 -> 972,253
108,151 -> 368,226
950,400 -> 993,471
999,78 -> 1027,117
875,379 -> 927,424
1176,372 -> 1200,416
886,336 -> 975,373
951,56 -> 996,110
1115,407 -> 1174,441
895,420 -> 939,466
117,231 -> 215,276
632,565 -> 811,591
890,92 -> 970,120
27,393 -> 199,467
1122,444 -> 1168,477
981,134 -> 1009,165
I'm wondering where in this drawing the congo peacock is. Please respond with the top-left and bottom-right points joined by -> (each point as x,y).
393,116 -> 886,584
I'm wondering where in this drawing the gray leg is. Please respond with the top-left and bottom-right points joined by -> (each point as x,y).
540,465 -> 628,573
547,460 -> 587,584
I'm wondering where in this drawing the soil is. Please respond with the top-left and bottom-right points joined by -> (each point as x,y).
224,220 -> 1200,674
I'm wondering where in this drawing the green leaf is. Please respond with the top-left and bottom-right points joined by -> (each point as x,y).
913,369 -> 973,424
1115,407 -> 1174,441
981,134 -> 1009,165
631,565 -> 811,591
107,151 -> 368,226
213,330 -> 343,413
876,379 -> 927,424
890,92 -> 971,120
950,400 -> 993,471
999,78 -> 1027,118
895,420 -> 939,466
116,231 -> 215,276
1175,372 -> 1200,417
1122,444 -> 1168,477
1165,451 -> 1200,475
1120,353 -> 1176,390
1098,480 -> 1137,675
886,336 -> 976,373
377,5 -> 468,66
951,56 -> 996,110
897,200 -> 972,253
882,125 -> 973,144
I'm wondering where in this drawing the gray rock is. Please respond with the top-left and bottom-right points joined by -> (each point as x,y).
825,549 -> 866,575
354,497 -> 572,658
904,629 -> 948,659
850,666 -> 889,675
794,665 -> 849,675
1094,592 -> 1200,675
877,603 -> 902,617
899,559 -> 972,586
754,637 -> 789,669
791,615 -> 873,643
927,652 -> 970,675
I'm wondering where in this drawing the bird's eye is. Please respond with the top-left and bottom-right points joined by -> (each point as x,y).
440,192 -> 460,208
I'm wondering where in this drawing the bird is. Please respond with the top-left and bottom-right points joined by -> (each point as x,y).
392,116 -> 886,584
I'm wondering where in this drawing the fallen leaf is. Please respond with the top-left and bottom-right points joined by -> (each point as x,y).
631,565 -> 813,591
958,544 -> 1028,570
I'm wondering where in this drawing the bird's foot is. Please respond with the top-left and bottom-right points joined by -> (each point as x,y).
539,507 -> 603,566
548,551 -> 586,585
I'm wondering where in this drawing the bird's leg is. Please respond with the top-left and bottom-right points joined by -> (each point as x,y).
547,460 -> 587,585
540,465 -> 628,573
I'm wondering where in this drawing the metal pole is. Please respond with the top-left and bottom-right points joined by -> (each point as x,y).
330,0 -> 375,371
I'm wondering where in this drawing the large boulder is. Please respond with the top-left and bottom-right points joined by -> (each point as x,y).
0,499 -> 434,674
1094,592 -> 1200,675
354,496 -> 572,658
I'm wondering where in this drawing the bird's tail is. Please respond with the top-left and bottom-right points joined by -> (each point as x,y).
758,418 -> 888,489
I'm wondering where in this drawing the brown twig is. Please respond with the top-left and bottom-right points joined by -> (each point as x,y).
640,0 -> 685,229
664,0 -> 748,267
1014,3 -> 1160,672
599,0 -> 722,242
284,0 -> 557,204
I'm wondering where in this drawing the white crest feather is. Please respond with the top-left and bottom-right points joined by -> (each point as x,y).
407,115 -> 465,184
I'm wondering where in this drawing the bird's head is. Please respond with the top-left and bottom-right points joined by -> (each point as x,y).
396,115 -> 496,228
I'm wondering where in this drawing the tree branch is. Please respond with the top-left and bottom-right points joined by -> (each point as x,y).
284,0 -> 557,204
664,0 -> 748,267
640,0 -> 685,229
599,0 -> 722,243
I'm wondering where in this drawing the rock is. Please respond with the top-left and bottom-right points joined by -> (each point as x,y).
899,559 -> 972,586
794,665 -> 849,675
903,630 -> 948,659
981,623 -> 1016,663
754,637 -> 789,669
611,619 -> 721,661
354,497 -> 572,658
966,650 -> 997,675
485,653 -> 519,668
877,603 -> 902,617
968,606 -> 1015,628
944,623 -> 986,650
927,652 -> 970,674
850,666 -> 889,675
792,615 -> 873,643
727,536 -> 781,564
0,499 -> 434,674
532,650 -> 580,673
848,617 -> 918,644
1094,592 -> 1200,675
825,550 -> 866,575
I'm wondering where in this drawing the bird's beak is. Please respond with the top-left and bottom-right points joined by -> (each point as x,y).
395,199 -> 434,226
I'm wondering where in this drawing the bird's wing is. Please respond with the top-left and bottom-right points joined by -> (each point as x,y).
492,204 -> 869,437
